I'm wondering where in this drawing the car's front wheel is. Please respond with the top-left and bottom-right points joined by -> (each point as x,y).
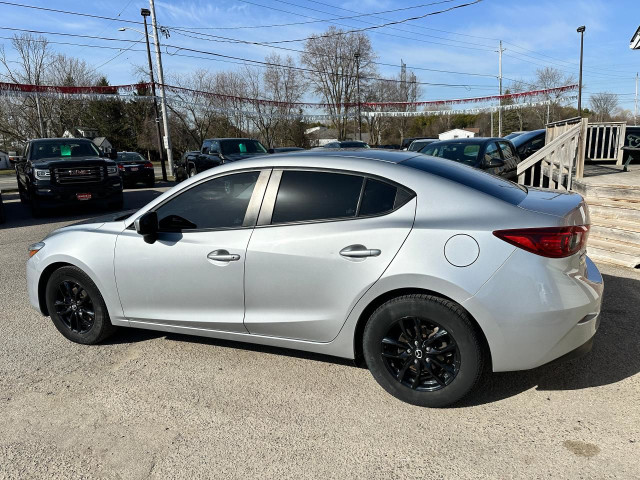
363,294 -> 485,408
45,266 -> 116,344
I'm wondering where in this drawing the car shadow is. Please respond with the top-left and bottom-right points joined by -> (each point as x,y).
457,272 -> 640,407
0,183 -> 175,230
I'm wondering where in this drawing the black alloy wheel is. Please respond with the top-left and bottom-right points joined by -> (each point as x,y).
53,280 -> 96,334
381,316 -> 460,392
45,266 -> 116,344
363,294 -> 485,407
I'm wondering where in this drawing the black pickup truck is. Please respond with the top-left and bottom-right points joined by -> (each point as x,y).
175,138 -> 269,180
15,138 -> 123,216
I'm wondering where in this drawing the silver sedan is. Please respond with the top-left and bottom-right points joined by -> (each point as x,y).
26,150 -> 603,407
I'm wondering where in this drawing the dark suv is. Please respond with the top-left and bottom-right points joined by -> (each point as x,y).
15,138 -> 123,216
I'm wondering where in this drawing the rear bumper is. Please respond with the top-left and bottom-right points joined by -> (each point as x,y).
120,169 -> 154,184
463,253 -> 603,372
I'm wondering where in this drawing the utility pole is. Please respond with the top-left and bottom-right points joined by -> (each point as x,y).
577,26 -> 586,116
490,110 -> 494,137
140,8 -> 167,181
149,0 -> 173,177
498,40 -> 504,137
34,93 -> 45,137
635,72 -> 638,126
354,52 -> 362,141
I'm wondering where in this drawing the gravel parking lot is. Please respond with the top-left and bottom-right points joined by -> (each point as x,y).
1,188 -> 639,479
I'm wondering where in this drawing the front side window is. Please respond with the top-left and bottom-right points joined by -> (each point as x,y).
271,171 -> 363,224
155,171 -> 260,230
220,140 -> 267,155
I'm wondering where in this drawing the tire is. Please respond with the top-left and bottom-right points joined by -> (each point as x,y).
30,195 -> 42,217
18,180 -> 28,203
45,266 -> 116,345
188,166 -> 197,178
146,178 -> 155,188
109,193 -> 124,211
363,294 -> 485,408
0,195 -> 5,224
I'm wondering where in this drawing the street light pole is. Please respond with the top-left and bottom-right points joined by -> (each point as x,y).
140,9 -> 167,181
577,26 -> 586,117
148,0 -> 173,177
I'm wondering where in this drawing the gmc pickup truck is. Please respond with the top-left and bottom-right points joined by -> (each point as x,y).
175,138 -> 269,180
15,138 -> 123,216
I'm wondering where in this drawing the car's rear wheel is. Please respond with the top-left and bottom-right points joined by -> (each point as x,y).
17,180 -> 28,203
45,266 -> 116,344
189,166 -> 197,178
146,178 -> 155,188
363,294 -> 485,407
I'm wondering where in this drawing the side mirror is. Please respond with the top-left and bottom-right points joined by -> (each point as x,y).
135,211 -> 158,244
484,155 -> 504,168
267,148 -> 275,154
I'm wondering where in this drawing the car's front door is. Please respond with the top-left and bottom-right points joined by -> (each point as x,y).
114,169 -> 269,332
243,169 -> 417,342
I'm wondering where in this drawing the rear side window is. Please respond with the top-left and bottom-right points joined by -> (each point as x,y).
272,171 -> 363,224
359,178 -> 397,216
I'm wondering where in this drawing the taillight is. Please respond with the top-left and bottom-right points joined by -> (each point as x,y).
144,162 -> 154,169
493,225 -> 590,258
117,164 -> 124,170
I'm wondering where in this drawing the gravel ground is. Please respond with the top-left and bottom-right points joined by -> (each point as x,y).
1,189 -> 639,479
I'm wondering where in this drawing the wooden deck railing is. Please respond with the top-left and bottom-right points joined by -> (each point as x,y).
517,118 -> 588,190
585,122 -> 627,165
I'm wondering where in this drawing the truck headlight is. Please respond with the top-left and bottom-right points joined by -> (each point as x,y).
34,168 -> 50,178
107,166 -> 119,176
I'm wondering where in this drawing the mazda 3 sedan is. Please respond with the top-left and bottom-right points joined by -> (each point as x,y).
26,150 -> 603,407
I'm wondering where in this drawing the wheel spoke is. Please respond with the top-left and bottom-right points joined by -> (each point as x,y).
430,357 -> 455,376
398,317 -> 415,341
424,329 -> 448,346
397,358 -> 412,381
411,361 -> 422,389
430,343 -> 456,355
382,351 -> 408,360
422,360 -> 446,387
382,337 -> 410,350
413,317 -> 422,340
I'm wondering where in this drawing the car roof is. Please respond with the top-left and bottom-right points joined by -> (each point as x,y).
30,137 -> 93,143
271,148 -> 420,163
424,137 -> 505,146
203,138 -> 259,142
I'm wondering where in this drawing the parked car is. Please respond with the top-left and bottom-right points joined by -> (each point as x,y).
175,150 -> 199,182
419,138 -> 521,180
26,149 -> 602,408
401,137 -> 432,150
407,138 -> 437,152
15,138 -> 123,216
8,151 -> 23,165
321,141 -> 370,149
115,152 -> 155,188
511,129 -> 546,160
270,147 -> 305,153
0,189 -> 5,224
504,131 -> 526,140
373,144 -> 401,150
0,150 -> 9,169
178,138 -> 269,179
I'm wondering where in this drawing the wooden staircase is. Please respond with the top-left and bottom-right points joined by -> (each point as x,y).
572,181 -> 640,269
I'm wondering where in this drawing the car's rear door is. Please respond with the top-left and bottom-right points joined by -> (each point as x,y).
243,169 -> 416,342
114,169 -> 269,332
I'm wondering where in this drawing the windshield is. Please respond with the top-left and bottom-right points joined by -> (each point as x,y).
117,152 -> 145,163
220,139 -> 267,155
30,140 -> 101,160
421,142 -> 481,166
408,140 -> 435,151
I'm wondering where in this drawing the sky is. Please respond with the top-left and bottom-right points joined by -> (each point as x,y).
1,0 -> 639,112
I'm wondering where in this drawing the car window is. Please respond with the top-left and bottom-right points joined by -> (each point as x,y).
155,171 -> 260,230
422,143 -> 481,166
220,140 -> 267,155
271,171 -> 363,224
497,142 -> 517,161
359,178 -> 398,216
30,140 -> 100,160
485,142 -> 502,161
202,140 -> 212,154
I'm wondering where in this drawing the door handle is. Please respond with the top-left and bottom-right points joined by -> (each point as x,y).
207,250 -> 240,262
339,245 -> 381,258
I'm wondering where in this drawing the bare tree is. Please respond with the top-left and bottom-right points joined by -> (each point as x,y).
589,92 -> 619,122
533,67 -> 576,124
0,34 -> 52,140
301,27 -> 376,140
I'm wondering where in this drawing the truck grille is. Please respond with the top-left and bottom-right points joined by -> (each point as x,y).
53,166 -> 104,184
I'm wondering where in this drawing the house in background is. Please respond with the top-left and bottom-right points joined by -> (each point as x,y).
305,126 -> 339,147
438,128 -> 479,140
92,137 -> 112,154
62,127 -> 99,139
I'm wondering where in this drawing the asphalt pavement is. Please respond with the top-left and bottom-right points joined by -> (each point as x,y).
1,188 -> 639,479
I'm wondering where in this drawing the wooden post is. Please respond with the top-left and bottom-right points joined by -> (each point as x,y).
617,123 -> 627,165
